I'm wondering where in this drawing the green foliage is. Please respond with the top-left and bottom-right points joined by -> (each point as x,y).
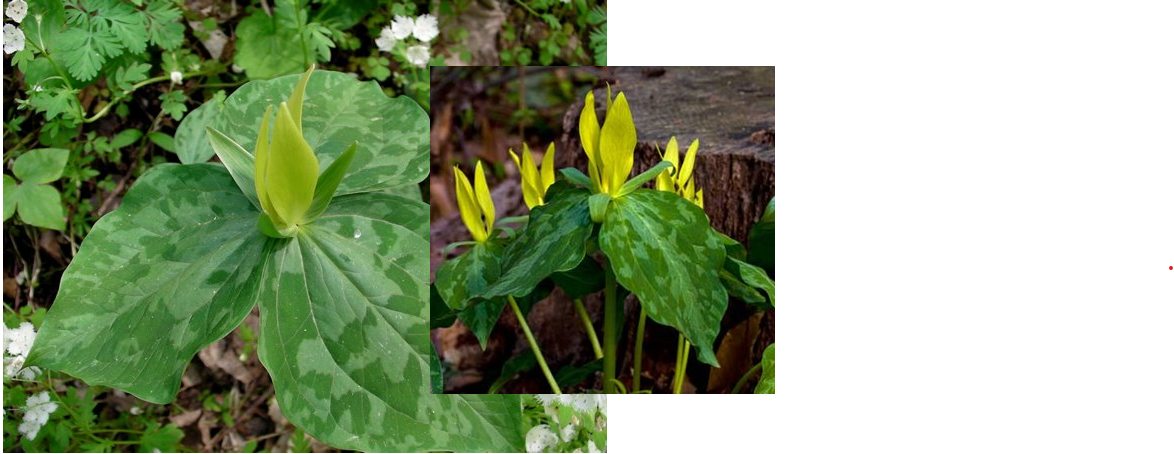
4,148 -> 69,230
495,0 -> 605,66
598,190 -> 729,367
234,0 -> 335,79
755,344 -> 775,394
26,72 -> 524,452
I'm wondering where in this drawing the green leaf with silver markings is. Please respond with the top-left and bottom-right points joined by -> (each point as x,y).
203,70 -> 427,195
598,189 -> 728,367
26,164 -> 267,403
478,183 -> 594,301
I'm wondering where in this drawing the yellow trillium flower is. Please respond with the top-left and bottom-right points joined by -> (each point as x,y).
255,67 -> 320,235
454,161 -> 495,242
509,142 -> 556,209
656,136 -> 705,208
579,87 -> 637,196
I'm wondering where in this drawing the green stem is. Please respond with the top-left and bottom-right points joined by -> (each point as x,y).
602,261 -> 618,394
632,306 -> 647,393
672,334 -> 690,394
83,70 -> 214,123
508,295 -> 561,394
512,0 -> 541,18
573,298 -> 603,359
731,363 -> 764,394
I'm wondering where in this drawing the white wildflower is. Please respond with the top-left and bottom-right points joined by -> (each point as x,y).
595,394 -> 606,416
390,15 -> 413,40
412,14 -> 438,42
375,26 -> 396,52
5,322 -> 35,357
18,391 -> 58,440
560,422 -> 576,442
534,394 -> 557,406
6,0 -> 26,23
32,84 -> 42,92
3,23 -> 24,55
525,424 -> 558,453
563,394 -> 597,413
129,406 -> 142,415
588,440 -> 601,453
169,71 -> 182,84
405,44 -> 429,67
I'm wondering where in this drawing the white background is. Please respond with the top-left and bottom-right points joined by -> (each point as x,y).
610,0 -> 774,65
605,394 -> 779,454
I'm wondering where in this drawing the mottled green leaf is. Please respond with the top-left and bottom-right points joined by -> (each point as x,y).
458,298 -> 507,350
13,148 -> 69,184
726,256 -> 774,307
176,96 -> 226,164
598,189 -> 727,366
435,242 -> 505,348
322,192 -> 428,240
13,184 -> 65,231
204,70 -> 427,195
26,164 -> 267,403
720,268 -> 766,305
259,212 -> 522,452
748,197 -> 775,273
479,184 -> 594,300
754,344 -> 775,394
436,242 -> 503,311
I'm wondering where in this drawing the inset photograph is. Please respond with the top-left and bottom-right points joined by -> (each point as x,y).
430,66 -> 775,394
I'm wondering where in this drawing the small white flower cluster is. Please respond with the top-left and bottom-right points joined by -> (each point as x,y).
527,395 -> 607,453
4,321 -> 41,380
534,394 -> 607,416
525,424 -> 558,453
18,391 -> 58,440
375,13 -> 437,68
2,0 -> 28,54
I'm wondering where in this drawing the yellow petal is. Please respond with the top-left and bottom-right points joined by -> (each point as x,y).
540,142 -> 555,192
253,105 -> 280,225
474,161 -> 495,233
266,102 -> 318,226
579,90 -> 603,192
288,65 -> 315,134
510,148 -> 539,209
600,92 -> 637,194
695,188 -> 704,209
677,138 -> 700,189
454,166 -> 487,242
681,175 -> 695,202
656,137 -> 679,192
509,148 -> 523,177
